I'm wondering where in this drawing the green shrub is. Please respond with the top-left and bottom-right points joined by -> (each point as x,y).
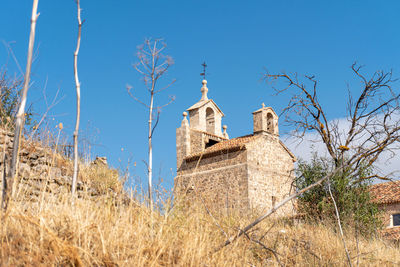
0,70 -> 34,129
296,155 -> 382,236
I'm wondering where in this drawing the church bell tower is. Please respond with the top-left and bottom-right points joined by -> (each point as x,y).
176,79 -> 229,170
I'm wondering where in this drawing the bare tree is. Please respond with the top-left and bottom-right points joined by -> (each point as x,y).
3,0 -> 40,210
216,65 -> 400,263
127,38 -> 175,210
265,63 -> 400,181
263,64 -> 400,266
71,0 -> 83,197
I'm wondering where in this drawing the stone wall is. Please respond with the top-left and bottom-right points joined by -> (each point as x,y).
246,134 -> 296,216
176,122 -> 190,171
189,130 -> 204,158
0,128 -> 94,199
188,110 -> 200,131
175,149 -> 249,211
252,107 -> 279,136
175,133 -> 296,216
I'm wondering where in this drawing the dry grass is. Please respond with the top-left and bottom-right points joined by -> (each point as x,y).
0,184 -> 399,267
1,125 -> 399,266
80,164 -> 122,194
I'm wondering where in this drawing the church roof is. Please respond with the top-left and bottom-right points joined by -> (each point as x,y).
184,134 -> 296,162
190,129 -> 227,141
370,180 -> 400,204
187,99 -> 225,116
184,134 -> 256,161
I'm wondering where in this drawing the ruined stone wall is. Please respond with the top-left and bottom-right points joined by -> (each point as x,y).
246,134 -> 295,216
175,149 -> 249,211
0,128 -> 91,199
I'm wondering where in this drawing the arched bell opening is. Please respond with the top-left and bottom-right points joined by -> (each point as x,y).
267,112 -> 274,134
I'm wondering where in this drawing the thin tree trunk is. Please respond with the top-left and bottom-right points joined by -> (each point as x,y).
71,0 -> 82,197
4,0 -> 39,210
128,39 -> 174,211
148,91 -> 154,211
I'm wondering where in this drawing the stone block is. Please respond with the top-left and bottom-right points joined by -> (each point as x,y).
19,163 -> 31,178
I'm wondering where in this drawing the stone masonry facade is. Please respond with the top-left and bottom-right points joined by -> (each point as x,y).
175,80 -> 296,216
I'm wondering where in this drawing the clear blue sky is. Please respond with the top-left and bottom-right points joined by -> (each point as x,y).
1,1 -> 400,192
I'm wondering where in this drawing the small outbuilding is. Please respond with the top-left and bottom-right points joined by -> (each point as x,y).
370,180 -> 400,241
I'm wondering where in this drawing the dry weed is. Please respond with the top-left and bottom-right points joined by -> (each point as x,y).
0,187 -> 399,266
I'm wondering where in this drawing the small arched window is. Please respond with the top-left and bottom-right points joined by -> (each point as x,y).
267,113 -> 274,134
206,107 -> 215,134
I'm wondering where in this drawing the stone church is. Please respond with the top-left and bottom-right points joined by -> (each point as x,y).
175,80 -> 296,215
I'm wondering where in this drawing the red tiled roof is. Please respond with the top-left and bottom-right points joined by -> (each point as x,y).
381,227 -> 400,241
370,180 -> 400,204
184,134 -> 257,162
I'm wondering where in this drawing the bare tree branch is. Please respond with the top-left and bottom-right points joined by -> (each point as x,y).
2,40 -> 24,77
243,231 -> 283,267
126,85 -> 150,108
155,79 -> 176,94
29,82 -> 64,140
265,63 -> 400,180
150,109 -> 160,139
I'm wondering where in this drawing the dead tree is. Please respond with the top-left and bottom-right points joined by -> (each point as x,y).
71,0 -> 83,197
3,0 -> 39,210
216,64 -> 400,260
265,63 -> 400,181
127,39 -> 175,210
263,64 -> 400,266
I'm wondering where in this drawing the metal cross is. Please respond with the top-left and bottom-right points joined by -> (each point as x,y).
200,61 -> 207,80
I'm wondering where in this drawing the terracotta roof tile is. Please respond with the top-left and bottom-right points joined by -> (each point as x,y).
370,180 -> 400,204
381,227 -> 400,241
185,134 -> 257,161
